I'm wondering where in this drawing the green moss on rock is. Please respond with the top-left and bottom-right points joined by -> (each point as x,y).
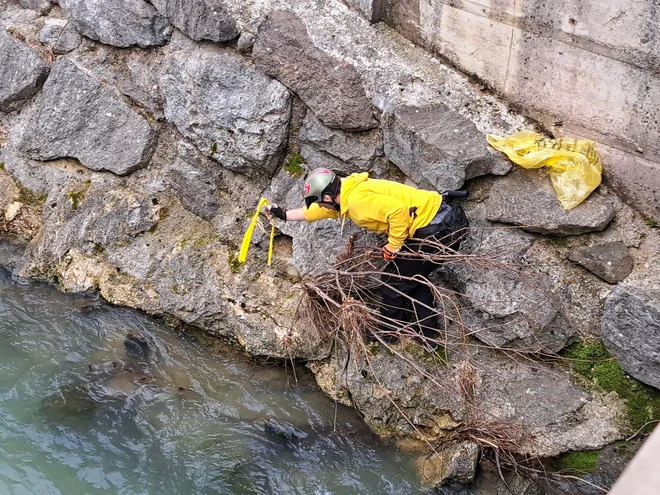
228,251 -> 243,273
558,450 -> 601,473
284,153 -> 305,178
66,180 -> 91,210
562,341 -> 660,433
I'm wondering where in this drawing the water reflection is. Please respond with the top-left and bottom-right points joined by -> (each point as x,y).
0,267 -> 424,494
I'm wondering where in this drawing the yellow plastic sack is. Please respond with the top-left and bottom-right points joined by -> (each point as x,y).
238,198 -> 276,265
487,131 -> 603,210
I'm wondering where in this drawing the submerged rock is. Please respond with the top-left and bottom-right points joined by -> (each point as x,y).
41,331 -> 187,418
417,441 -> 480,487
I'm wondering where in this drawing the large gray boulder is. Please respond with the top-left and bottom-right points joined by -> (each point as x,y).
161,47 -> 291,176
485,169 -> 616,235
299,111 -> 383,174
602,286 -> 660,389
20,59 -> 157,176
60,0 -> 172,48
569,242 -> 634,284
253,10 -> 377,132
150,0 -> 238,42
0,29 -> 51,113
383,103 -> 511,192
442,227 -> 575,352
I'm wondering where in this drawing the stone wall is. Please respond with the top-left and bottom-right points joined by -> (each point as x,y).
349,0 -> 660,221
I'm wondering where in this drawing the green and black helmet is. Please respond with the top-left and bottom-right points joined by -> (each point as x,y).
303,168 -> 340,209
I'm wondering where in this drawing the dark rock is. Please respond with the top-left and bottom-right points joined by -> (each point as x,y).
263,419 -> 308,443
60,0 -> 172,48
299,111 -> 383,174
383,103 -> 511,192
39,19 -> 82,54
485,168 -> 616,235
0,29 -> 51,113
20,59 -> 157,176
417,441 -> 479,486
253,10 -> 377,132
161,47 -> 291,176
124,332 -> 150,360
602,286 -> 660,389
150,0 -> 238,42
18,0 -> 54,15
569,242 -> 634,283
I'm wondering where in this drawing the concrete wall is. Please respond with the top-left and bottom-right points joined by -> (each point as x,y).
350,0 -> 660,219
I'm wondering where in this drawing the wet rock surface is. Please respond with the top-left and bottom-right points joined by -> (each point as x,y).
0,29 -> 51,113
417,441 -> 480,486
485,168 -> 616,235
20,59 -> 157,175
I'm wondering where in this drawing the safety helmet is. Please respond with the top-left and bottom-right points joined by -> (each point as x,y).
303,168 -> 339,208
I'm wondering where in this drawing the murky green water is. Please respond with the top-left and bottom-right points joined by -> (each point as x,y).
0,266 -> 425,495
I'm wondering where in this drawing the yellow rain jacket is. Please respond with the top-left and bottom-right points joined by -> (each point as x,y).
304,172 -> 441,250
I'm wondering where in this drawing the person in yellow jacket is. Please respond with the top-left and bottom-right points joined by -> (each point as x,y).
267,168 -> 469,346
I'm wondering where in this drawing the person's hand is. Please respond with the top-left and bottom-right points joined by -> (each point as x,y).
266,204 -> 287,222
382,243 -> 400,261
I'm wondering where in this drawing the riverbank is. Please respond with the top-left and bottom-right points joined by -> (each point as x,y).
1,0 -> 659,491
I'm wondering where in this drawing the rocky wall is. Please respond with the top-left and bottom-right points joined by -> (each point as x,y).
1,0 -> 659,488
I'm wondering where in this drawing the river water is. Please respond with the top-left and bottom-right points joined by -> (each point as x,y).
0,265 -> 426,495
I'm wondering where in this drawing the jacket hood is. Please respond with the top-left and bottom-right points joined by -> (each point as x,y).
339,172 -> 369,216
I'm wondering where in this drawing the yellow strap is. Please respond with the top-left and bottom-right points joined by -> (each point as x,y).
268,222 -> 275,266
238,198 -> 277,265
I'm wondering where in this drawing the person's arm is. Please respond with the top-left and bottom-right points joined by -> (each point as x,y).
265,205 -> 318,222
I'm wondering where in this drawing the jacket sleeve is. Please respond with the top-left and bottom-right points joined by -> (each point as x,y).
372,195 -> 409,249
304,203 -> 340,222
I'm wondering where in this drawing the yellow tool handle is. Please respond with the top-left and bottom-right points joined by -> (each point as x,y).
238,198 -> 277,266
